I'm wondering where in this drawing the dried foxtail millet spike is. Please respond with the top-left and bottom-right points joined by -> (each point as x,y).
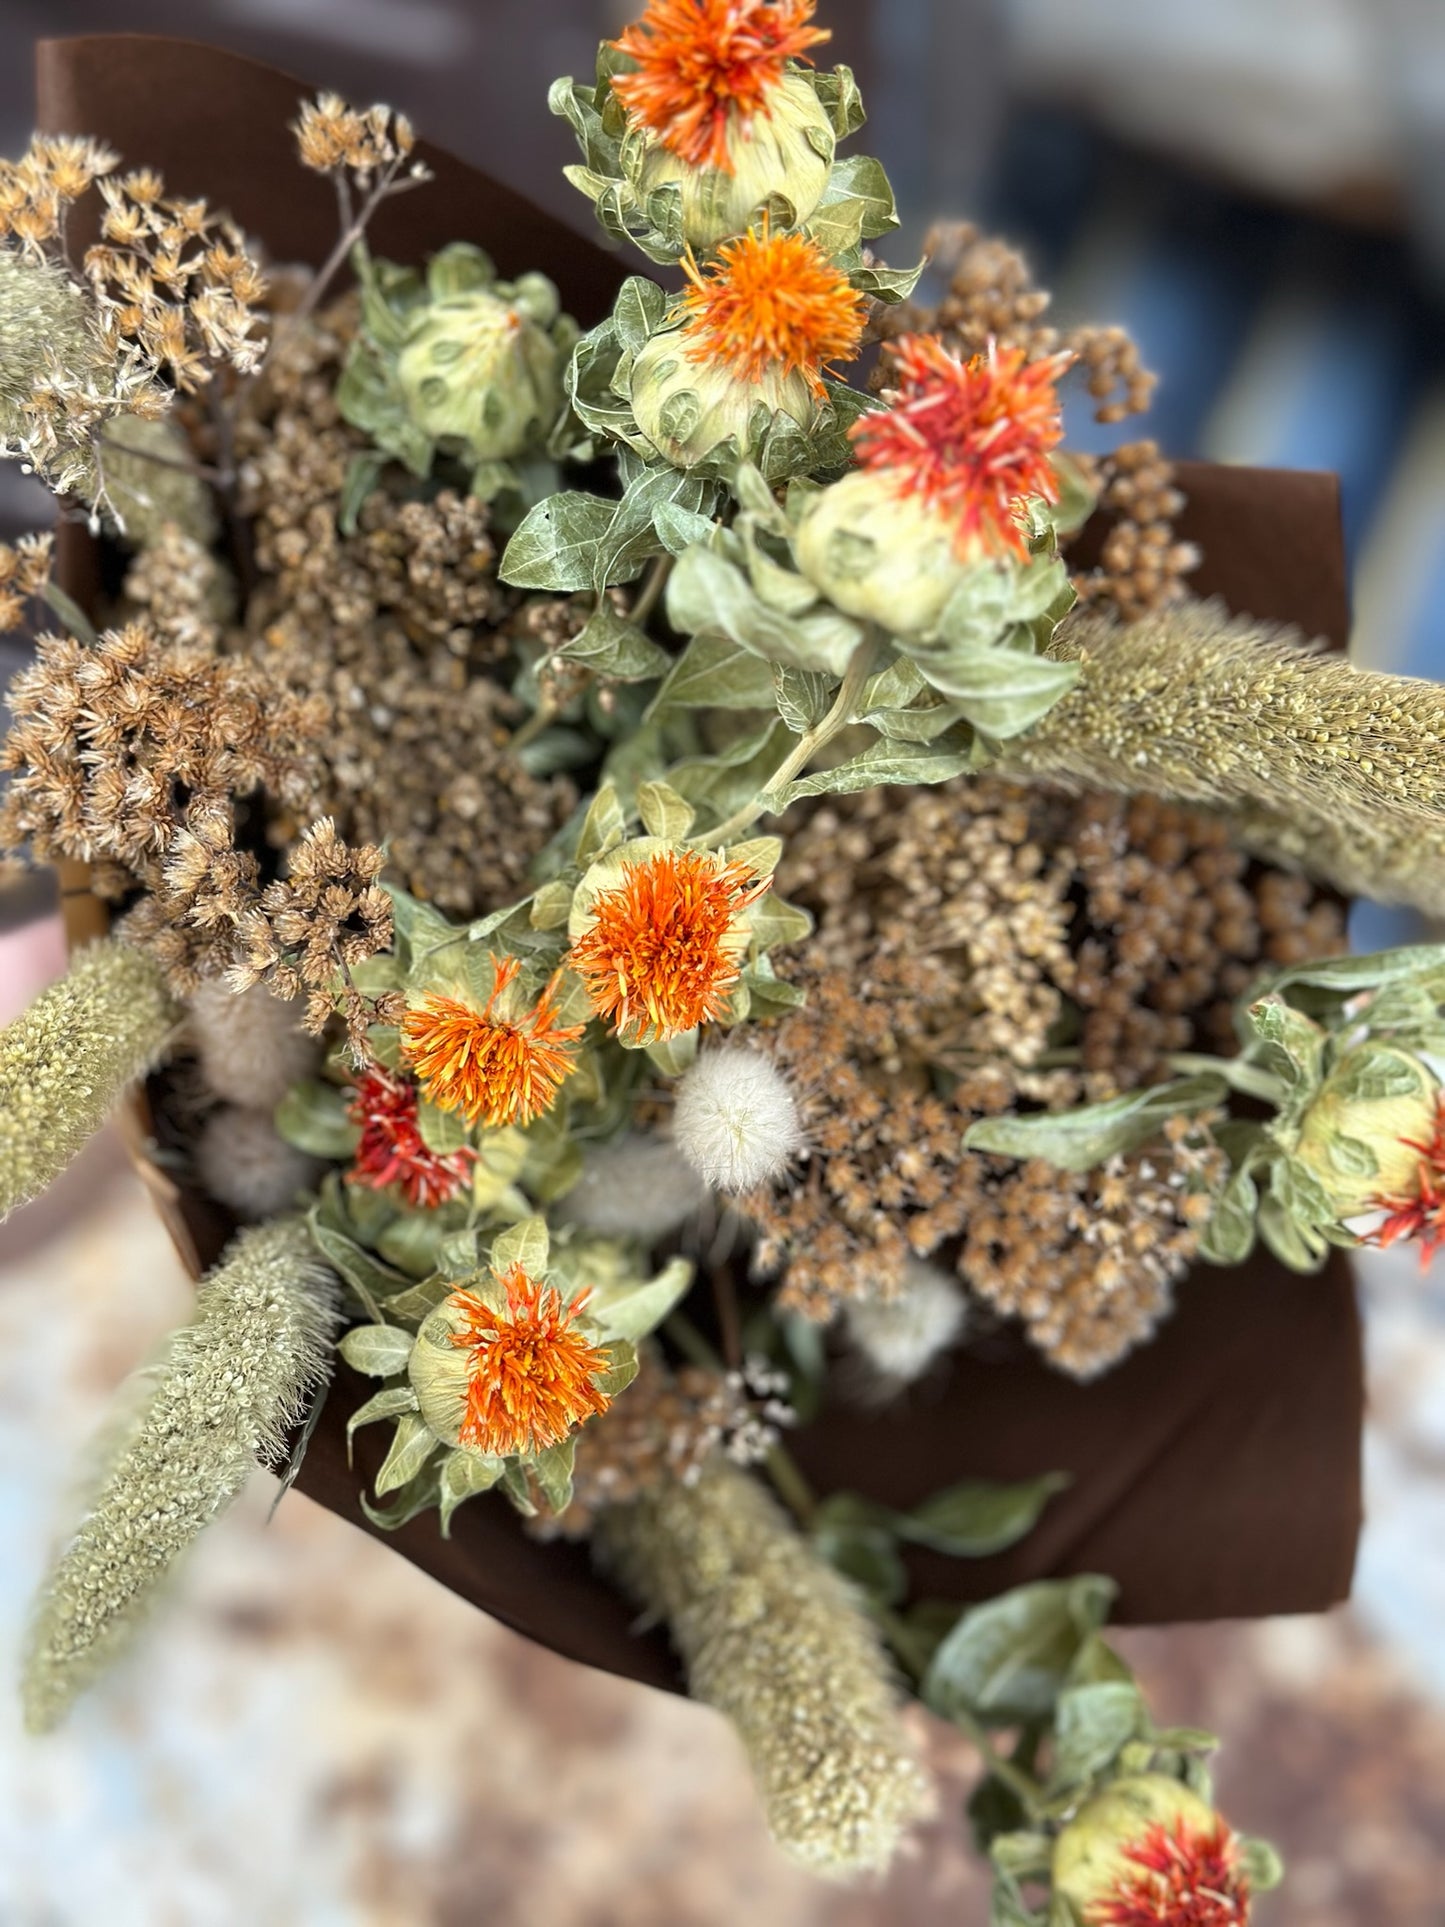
994,601 -> 1445,909
0,939 -> 179,1220
22,1219 -> 339,1731
594,1459 -> 932,1879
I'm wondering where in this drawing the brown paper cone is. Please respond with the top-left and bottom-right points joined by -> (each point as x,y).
37,35 -> 1361,1690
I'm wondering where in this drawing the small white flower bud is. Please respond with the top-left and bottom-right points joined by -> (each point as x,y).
555,1133 -> 709,1242
843,1259 -> 967,1389
188,976 -> 319,1112
673,1047 -> 802,1193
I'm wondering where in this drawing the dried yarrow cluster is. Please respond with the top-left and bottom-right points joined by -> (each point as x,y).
0,620 -> 330,991
879,221 -> 1197,617
0,531 -> 52,631
744,777 -> 1343,1375
234,300 -> 577,914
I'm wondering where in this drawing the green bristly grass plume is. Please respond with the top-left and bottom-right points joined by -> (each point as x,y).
595,1459 -> 932,1880
0,938 -> 179,1220
994,601 -> 1445,912
22,1219 -> 339,1732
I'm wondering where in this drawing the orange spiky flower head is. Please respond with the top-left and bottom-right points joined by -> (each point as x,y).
629,226 -> 865,466
792,333 -> 1071,634
611,0 -> 829,172
409,1267 -> 614,1460
1053,1778 -> 1252,1927
568,841 -> 768,1044
400,956 -> 584,1129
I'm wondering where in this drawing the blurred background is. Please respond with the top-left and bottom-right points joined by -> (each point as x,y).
3,1 -> 1445,1921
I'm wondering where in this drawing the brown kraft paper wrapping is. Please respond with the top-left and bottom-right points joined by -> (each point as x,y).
39,35 -> 1362,1692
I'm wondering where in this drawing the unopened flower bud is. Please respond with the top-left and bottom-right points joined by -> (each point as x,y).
1293,1045 -> 1440,1219
396,280 -> 565,463
674,1046 -> 802,1191
1053,1775 -> 1252,1925
843,1259 -> 966,1388
626,70 -> 834,249
630,323 -> 819,468
792,468 -> 975,635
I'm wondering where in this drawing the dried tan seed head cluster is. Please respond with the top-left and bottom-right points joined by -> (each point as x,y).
0,531 -> 52,631
0,135 -> 118,252
121,521 -> 235,649
744,777 -> 1342,1372
230,816 -> 396,1043
234,301 -> 577,915
0,620 -> 328,992
293,93 -> 416,179
1070,440 -> 1202,620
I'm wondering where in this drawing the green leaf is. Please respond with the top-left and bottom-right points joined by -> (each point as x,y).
923,1576 -> 1117,1729
1257,943 -> 1445,1005
895,1473 -> 1069,1558
653,502 -> 717,553
373,1413 -> 438,1497
963,1075 -> 1228,1174
275,1080 -> 358,1160
592,468 -> 718,592
773,737 -> 975,806
810,63 -> 867,137
1196,1160 -> 1259,1265
307,1211 -> 411,1322
586,1256 -> 694,1341
416,1098 -> 471,1156
636,778 -> 696,841
339,1323 -> 414,1377
346,1384 -> 420,1460
576,783 -> 626,865
611,275 -> 667,354
382,1272 -> 456,1326
1328,1041 -> 1432,1103
902,634 -> 1081,738
1239,1838 -> 1286,1893
489,1214 -> 550,1276
1241,996 -> 1326,1088
530,1435 -> 576,1514
812,1517 -> 909,1608
666,544 -> 863,676
559,605 -> 672,682
438,1447 -> 504,1535
771,663 -> 834,733
359,1462 -> 443,1531
1048,1681 -> 1147,1792
500,491 -> 618,590
645,632 -> 777,717
644,1028 -> 698,1076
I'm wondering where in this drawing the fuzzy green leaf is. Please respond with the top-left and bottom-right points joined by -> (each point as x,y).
307,1213 -> 410,1322
923,1576 -> 1117,1729
667,544 -> 862,676
587,1257 -> 694,1341
1197,1160 -> 1260,1265
489,1214 -> 550,1276
1048,1681 -> 1147,1793
895,1473 -> 1069,1558
963,1075 -> 1227,1173
636,778 -> 696,841
373,1413 -> 438,1497
645,632 -> 777,716
559,605 -> 672,682
438,1447 -> 505,1535
773,737 -> 975,806
339,1323 -> 414,1377
500,491 -> 619,590
275,1080 -> 358,1160
346,1384 -> 420,1461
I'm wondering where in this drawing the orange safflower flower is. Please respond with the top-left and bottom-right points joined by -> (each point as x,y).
400,957 -> 584,1129
1365,1090 -> 1445,1268
678,227 -> 865,394
610,0 -> 829,171
1087,1814 -> 1250,1926
451,1265 -> 613,1458
569,847 -> 766,1043
852,334 -> 1071,562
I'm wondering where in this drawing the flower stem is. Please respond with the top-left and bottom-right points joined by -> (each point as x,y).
630,553 -> 673,628
695,631 -> 878,850
763,1443 -> 817,1528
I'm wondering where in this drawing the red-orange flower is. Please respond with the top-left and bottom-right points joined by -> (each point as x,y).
400,957 -> 584,1129
1087,1815 -> 1250,1926
569,847 -> 767,1042
347,1066 -> 476,1209
1365,1090 -> 1445,1268
852,334 -> 1071,561
450,1264 -> 613,1458
610,0 -> 829,170
679,227 -> 866,393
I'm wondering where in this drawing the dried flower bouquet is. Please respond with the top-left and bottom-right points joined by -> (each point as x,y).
2,6 -> 1438,1912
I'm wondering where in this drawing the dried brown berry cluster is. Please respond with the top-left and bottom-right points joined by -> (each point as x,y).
744,777 -> 1344,1376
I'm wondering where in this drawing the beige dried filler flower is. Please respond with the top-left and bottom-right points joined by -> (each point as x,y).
595,1458 -> 931,1879
22,1219 -> 339,1730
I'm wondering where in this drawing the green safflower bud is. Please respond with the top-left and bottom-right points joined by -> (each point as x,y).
625,71 -> 834,250
791,468 -> 973,635
1293,1045 -> 1440,1218
395,276 -> 565,464
629,323 -> 819,468
1053,1775 -> 1251,1924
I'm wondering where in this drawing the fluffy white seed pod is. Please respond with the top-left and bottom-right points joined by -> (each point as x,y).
673,1047 -> 802,1193
195,1106 -> 322,1220
843,1259 -> 968,1391
188,976 -> 319,1112
555,1133 -> 709,1242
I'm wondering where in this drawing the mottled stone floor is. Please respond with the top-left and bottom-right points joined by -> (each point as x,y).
1,1133 -> 1442,1924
